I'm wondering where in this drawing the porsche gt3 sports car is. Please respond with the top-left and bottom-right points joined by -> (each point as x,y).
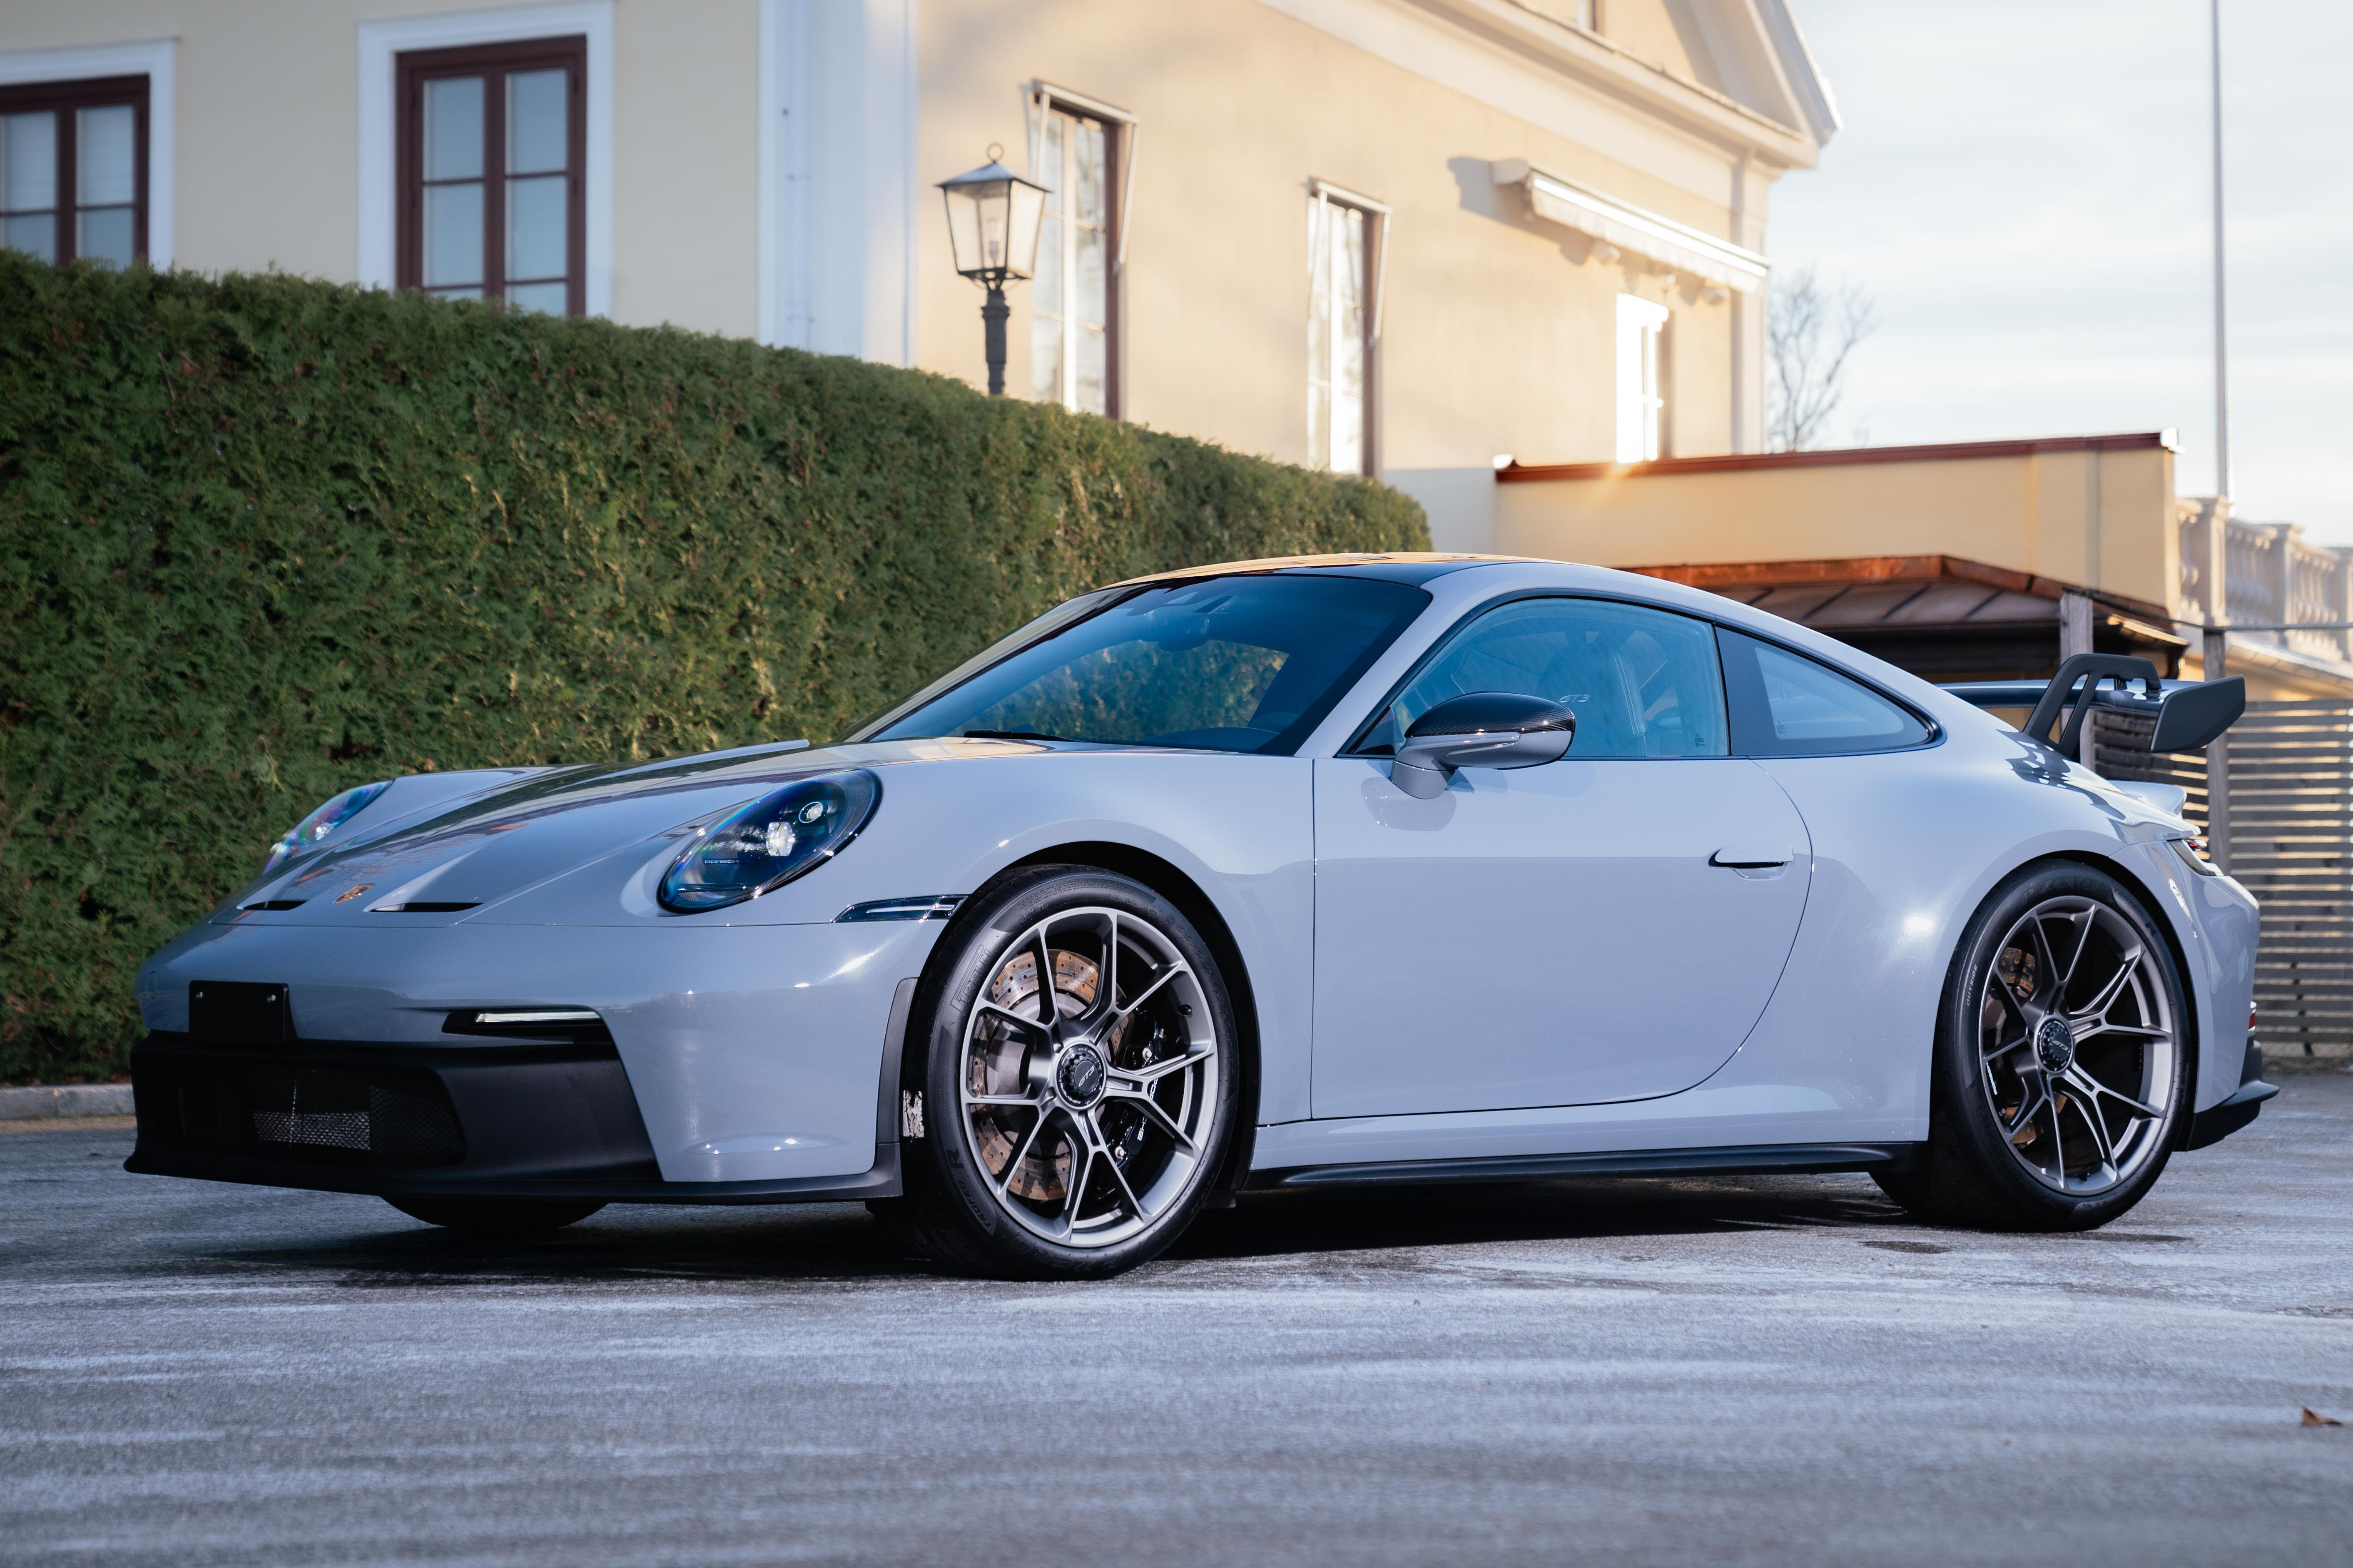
129,554 -> 2270,1278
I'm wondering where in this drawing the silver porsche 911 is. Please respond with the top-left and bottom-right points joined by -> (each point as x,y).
130,554 -> 2268,1278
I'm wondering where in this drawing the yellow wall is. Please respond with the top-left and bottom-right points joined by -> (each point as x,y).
0,0 -> 761,337
912,0 -> 1767,474
2183,647 -> 2353,702
1491,443 -> 2182,608
4,0 -> 1817,518
1600,0 -> 1708,84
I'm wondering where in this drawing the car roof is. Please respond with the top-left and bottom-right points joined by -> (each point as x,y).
1110,553 -> 1539,587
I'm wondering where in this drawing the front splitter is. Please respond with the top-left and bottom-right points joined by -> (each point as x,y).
124,1146 -> 902,1205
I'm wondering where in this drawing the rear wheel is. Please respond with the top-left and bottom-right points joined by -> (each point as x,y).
1877,861 -> 2188,1230
873,867 -> 1238,1279
383,1196 -> 606,1234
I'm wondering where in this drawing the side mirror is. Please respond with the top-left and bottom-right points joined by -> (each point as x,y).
1391,692 -> 1575,799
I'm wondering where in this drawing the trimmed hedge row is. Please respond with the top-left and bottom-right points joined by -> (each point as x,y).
0,257 -> 1427,1082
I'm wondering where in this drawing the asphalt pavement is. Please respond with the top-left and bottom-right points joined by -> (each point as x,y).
4,1074 -> 2349,1566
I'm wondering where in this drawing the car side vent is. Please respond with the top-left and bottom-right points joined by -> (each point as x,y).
837,895 -> 964,923
241,900 -> 307,911
373,901 -> 481,913
442,1008 -> 614,1046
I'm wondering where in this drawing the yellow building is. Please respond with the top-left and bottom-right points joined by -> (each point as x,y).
1490,433 -> 2353,702
0,0 -> 1836,538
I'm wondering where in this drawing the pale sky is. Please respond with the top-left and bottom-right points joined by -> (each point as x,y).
1767,0 -> 2353,540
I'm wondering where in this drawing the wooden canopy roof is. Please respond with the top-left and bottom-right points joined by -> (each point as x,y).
1626,554 -> 2187,680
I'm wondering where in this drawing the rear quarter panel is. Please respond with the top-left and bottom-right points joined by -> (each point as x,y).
1745,721 -> 2252,1135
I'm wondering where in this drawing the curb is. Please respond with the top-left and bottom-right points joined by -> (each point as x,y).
0,1085 -> 135,1121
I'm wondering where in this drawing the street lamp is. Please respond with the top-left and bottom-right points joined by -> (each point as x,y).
937,146 -> 1047,396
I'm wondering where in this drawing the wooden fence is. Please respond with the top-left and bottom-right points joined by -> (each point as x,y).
2095,701 -> 2353,1059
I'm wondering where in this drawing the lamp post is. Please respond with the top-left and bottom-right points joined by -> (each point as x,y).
937,146 -> 1048,396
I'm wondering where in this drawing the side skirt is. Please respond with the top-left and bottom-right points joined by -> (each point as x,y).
1244,1141 -> 1920,1191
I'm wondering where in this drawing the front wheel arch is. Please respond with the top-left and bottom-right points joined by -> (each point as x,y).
883,864 -> 1241,1275
910,842 -> 1260,1202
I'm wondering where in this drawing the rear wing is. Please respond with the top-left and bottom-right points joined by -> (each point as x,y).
1942,654 -> 2246,755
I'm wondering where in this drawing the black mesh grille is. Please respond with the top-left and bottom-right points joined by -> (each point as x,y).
144,1056 -> 466,1167
366,1081 -> 466,1154
243,1066 -> 464,1157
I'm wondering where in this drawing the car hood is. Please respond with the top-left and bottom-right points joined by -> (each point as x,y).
215,737 -> 1052,927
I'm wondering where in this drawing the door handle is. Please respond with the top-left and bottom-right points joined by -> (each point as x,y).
1710,846 -> 1793,869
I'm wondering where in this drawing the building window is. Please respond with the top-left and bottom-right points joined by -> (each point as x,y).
1616,294 -> 1668,463
396,37 -> 584,314
1308,187 -> 1383,476
1030,98 -> 1122,416
0,75 -> 147,267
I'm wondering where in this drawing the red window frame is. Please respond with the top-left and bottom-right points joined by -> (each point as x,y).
0,74 -> 149,266
394,36 -> 586,315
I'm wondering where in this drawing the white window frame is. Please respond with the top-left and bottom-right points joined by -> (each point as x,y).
1307,178 -> 1388,477
0,39 -> 174,268
358,2 -> 612,315
1615,293 -> 1668,464
1026,82 -> 1134,417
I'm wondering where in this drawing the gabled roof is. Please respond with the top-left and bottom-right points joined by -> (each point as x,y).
1265,0 -> 1838,170
1752,0 -> 1841,146
1433,0 -> 1839,156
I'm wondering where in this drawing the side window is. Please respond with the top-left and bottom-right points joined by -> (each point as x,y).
1362,597 -> 1728,759
1719,627 -> 1931,755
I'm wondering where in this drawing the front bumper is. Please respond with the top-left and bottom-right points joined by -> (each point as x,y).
135,919 -> 939,1185
126,1033 -> 899,1204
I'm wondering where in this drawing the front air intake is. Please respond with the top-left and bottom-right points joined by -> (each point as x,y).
244,1065 -> 465,1157
137,1052 -> 467,1168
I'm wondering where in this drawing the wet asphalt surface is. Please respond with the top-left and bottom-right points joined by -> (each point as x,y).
2,1075 -> 2349,1567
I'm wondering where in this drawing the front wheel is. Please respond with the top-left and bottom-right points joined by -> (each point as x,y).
874,867 -> 1239,1280
1877,861 -> 2189,1231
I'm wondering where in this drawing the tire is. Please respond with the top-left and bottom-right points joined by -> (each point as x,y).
1876,861 -> 2190,1231
872,866 -> 1240,1280
383,1196 -> 606,1233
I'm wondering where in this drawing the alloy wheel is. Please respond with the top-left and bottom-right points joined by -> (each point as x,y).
1977,894 -> 2178,1196
956,905 -> 1220,1249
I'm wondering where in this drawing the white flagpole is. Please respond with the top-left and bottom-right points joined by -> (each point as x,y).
2210,0 -> 2230,501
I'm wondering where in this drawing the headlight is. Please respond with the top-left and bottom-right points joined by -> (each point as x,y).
262,781 -> 392,876
659,770 -> 880,913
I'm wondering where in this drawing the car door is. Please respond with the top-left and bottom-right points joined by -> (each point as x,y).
1312,596 -> 1811,1118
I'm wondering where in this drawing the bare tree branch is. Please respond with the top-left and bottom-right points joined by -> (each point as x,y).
1768,265 -> 1877,452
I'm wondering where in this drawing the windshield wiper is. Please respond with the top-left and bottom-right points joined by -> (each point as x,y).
960,729 -> 1081,743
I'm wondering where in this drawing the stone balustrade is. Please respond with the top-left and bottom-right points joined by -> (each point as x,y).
2179,498 -> 2353,668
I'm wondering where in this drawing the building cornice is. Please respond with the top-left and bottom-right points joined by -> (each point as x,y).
1491,158 -> 1769,291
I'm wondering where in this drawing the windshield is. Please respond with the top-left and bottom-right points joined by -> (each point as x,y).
862,574 -> 1431,754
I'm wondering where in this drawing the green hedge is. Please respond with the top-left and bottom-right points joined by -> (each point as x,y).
0,257 -> 1427,1083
